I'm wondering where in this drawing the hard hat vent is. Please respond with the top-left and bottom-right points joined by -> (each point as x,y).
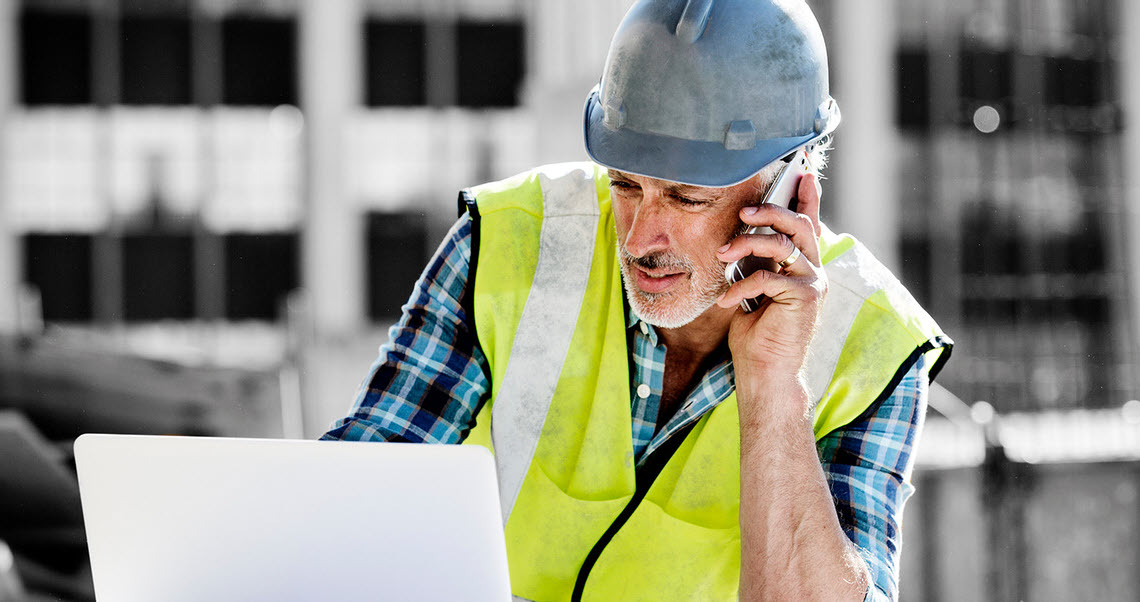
813,98 -> 836,134
675,0 -> 715,43
603,97 -> 626,130
723,120 -> 756,151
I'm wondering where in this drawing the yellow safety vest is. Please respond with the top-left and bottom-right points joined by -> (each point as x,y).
461,163 -> 950,601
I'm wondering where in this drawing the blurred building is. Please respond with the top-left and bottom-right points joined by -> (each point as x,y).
0,0 -> 634,444
888,0 -> 1137,414
803,0 -> 1139,417
0,0 -> 608,331
3,0 -> 1138,416
819,3 -> 1140,600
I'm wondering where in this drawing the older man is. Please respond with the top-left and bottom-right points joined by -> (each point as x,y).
323,1 -> 951,600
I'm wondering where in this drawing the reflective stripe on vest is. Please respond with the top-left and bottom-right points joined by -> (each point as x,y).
463,162 -> 951,601
487,164 -> 600,523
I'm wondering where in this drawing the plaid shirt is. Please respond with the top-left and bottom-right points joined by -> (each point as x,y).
323,213 -> 928,602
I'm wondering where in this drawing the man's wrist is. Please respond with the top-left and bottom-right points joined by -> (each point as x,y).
736,371 -> 814,434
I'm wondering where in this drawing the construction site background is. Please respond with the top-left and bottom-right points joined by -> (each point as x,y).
2,1 -> 1139,600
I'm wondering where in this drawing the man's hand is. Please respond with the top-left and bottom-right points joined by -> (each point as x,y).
715,173 -> 827,399
713,174 -> 870,601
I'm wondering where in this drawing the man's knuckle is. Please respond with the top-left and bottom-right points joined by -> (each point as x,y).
813,279 -> 828,298
777,233 -> 794,253
751,267 -> 772,283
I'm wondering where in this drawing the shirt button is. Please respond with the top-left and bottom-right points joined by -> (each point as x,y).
639,321 -> 649,335
637,383 -> 652,399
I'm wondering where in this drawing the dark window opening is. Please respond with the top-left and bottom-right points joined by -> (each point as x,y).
23,234 -> 94,322
224,233 -> 299,320
959,203 -> 1023,276
19,9 -> 93,105
899,234 -> 932,308
959,48 -> 1012,104
457,21 -> 524,108
122,233 -> 195,321
365,19 -> 427,107
1044,55 -> 1111,108
896,47 -> 930,132
367,212 -> 428,320
222,16 -> 297,106
120,15 -> 192,105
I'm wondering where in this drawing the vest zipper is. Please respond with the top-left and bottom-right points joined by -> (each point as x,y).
569,421 -> 699,602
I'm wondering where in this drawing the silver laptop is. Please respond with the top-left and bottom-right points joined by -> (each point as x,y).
74,434 -> 511,601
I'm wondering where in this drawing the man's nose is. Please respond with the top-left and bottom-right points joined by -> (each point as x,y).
623,194 -> 671,258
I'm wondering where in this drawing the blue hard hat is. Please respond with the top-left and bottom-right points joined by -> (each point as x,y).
584,0 -> 840,187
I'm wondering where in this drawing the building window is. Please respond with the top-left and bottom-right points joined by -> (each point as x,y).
122,233 -> 196,321
121,14 -> 193,105
224,233 -> 299,320
457,21 -> 525,108
222,16 -> 298,106
895,47 -> 930,132
364,17 -> 525,108
366,212 -> 428,320
23,234 -> 94,322
18,6 -> 298,108
365,20 -> 427,107
19,8 -> 93,105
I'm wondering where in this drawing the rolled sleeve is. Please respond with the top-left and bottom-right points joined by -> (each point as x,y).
321,213 -> 491,444
816,355 -> 928,602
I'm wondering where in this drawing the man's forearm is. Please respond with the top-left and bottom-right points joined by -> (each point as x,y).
737,375 -> 870,601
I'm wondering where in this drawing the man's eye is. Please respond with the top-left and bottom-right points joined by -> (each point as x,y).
610,180 -> 637,191
674,196 -> 704,207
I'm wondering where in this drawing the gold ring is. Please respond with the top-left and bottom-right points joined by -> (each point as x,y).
777,246 -> 802,270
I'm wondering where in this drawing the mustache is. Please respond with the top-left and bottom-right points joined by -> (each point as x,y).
620,247 -> 693,272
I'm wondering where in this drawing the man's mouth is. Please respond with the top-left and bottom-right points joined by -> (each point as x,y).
633,267 -> 686,294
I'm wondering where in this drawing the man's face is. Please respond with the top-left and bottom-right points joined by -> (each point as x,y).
608,168 -> 775,329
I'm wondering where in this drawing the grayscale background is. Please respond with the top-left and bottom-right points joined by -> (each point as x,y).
1,0 -> 1138,600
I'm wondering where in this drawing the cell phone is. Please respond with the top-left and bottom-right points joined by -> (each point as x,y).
723,148 -> 812,313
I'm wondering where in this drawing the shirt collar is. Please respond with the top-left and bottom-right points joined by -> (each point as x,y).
624,299 -> 662,347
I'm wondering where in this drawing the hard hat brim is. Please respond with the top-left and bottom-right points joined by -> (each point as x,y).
583,90 -> 820,188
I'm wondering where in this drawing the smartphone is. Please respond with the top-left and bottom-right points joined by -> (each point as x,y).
723,148 -> 812,313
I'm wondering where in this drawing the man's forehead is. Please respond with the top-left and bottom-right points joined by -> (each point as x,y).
606,168 -> 727,198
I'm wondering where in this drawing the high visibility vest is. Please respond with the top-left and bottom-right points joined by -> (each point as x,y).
461,163 -> 951,601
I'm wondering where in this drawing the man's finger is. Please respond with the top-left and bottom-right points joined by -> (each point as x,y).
796,172 -> 823,237
716,232 -> 796,264
715,266 -> 821,309
736,204 -> 821,267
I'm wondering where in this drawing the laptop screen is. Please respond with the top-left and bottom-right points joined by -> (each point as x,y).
75,435 -> 510,601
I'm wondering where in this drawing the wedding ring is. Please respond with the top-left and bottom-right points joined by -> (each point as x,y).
776,246 -> 802,270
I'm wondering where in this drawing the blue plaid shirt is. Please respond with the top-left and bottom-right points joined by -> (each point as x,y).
323,214 -> 929,602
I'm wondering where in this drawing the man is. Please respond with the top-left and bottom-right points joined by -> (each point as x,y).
323,1 -> 951,600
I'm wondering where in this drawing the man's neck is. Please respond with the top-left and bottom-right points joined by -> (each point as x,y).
650,303 -> 736,429
655,302 -> 736,360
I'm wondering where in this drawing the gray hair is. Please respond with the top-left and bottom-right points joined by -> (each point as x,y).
755,135 -> 833,190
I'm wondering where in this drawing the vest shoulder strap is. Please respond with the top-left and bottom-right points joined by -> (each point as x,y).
809,225 -> 951,437
470,163 -> 604,522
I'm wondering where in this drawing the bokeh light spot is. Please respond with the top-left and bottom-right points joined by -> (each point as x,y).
973,105 -> 1001,134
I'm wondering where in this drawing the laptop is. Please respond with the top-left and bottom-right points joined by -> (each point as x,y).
74,434 -> 511,601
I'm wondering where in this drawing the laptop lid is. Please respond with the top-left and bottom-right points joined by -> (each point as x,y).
74,434 -> 511,602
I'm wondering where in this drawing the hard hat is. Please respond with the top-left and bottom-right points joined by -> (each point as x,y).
583,0 -> 841,187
